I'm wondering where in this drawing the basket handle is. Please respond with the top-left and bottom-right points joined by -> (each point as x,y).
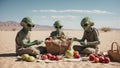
111,42 -> 120,54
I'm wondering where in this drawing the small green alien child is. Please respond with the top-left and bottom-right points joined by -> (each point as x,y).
73,17 -> 100,55
50,20 -> 65,38
15,17 -> 42,56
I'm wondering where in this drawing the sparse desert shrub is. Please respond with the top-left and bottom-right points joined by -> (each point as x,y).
100,27 -> 111,32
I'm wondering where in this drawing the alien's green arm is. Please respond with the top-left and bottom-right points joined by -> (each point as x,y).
87,30 -> 100,46
87,41 -> 100,46
22,40 -> 36,48
18,34 -> 35,48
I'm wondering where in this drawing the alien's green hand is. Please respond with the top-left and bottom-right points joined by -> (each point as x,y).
33,40 -> 43,45
80,42 -> 87,46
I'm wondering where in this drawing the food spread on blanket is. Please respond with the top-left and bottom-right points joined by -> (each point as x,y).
89,54 -> 110,63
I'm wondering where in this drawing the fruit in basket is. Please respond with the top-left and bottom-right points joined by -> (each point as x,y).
104,57 -> 110,63
42,55 -> 48,60
27,56 -> 35,62
46,37 -> 53,41
65,49 -> 74,58
21,54 -> 30,60
89,54 -> 96,61
54,39 -> 61,42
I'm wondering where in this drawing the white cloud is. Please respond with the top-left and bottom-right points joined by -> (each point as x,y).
51,15 -> 80,19
32,9 -> 112,14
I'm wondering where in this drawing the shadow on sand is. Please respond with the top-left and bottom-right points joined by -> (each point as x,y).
0,53 -> 16,57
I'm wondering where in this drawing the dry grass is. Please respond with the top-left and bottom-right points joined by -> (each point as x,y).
100,27 -> 111,32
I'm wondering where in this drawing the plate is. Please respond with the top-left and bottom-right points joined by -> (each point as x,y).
64,58 -> 82,62
37,59 -> 60,63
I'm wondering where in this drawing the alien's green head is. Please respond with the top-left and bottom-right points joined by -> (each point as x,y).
80,17 -> 94,32
20,17 -> 35,31
53,20 -> 63,30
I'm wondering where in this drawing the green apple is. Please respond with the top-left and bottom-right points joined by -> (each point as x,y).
27,56 -> 35,62
21,54 -> 29,60
65,49 -> 73,58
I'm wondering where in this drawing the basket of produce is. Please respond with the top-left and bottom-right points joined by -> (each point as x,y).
45,36 -> 72,55
108,42 -> 120,62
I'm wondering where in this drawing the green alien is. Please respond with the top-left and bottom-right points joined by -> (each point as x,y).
73,17 -> 100,55
15,17 -> 42,56
50,20 -> 65,38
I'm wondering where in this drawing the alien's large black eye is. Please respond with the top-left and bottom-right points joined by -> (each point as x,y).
27,24 -> 34,27
55,26 -> 62,29
83,23 -> 88,27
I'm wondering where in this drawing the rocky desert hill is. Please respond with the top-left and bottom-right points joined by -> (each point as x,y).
0,21 -> 54,31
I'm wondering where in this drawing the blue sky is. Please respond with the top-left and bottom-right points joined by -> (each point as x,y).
0,0 -> 120,29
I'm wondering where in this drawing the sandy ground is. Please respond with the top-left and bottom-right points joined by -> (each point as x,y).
0,30 -> 120,68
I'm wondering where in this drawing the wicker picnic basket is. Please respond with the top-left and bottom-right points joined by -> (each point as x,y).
45,39 -> 72,55
108,42 -> 120,62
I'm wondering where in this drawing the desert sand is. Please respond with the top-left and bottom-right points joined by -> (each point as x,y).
0,30 -> 120,68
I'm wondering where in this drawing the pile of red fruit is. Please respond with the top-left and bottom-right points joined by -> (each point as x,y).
41,53 -> 63,61
89,54 -> 110,63
73,51 -> 81,58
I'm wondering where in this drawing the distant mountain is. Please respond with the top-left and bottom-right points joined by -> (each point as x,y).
0,21 -> 54,31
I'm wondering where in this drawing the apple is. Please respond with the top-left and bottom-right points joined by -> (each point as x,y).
97,54 -> 103,56
21,54 -> 29,60
99,56 -> 105,63
73,51 -> 79,56
54,56 -> 59,61
74,54 -> 80,58
46,37 -> 53,41
94,54 -> 99,58
94,57 -> 99,63
89,54 -> 96,61
50,55 -> 56,60
104,57 -> 110,63
47,53 -> 53,60
27,56 -> 35,62
42,55 -> 48,60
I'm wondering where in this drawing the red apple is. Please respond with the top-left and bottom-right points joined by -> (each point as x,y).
47,37 -> 53,41
73,51 -> 79,56
94,54 -> 99,58
104,57 -> 110,63
42,55 -> 48,60
54,56 -> 62,61
47,53 -> 53,59
99,56 -> 105,63
50,55 -> 56,60
74,54 -> 80,58
97,54 -> 103,56
94,57 -> 99,63
89,54 -> 96,61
